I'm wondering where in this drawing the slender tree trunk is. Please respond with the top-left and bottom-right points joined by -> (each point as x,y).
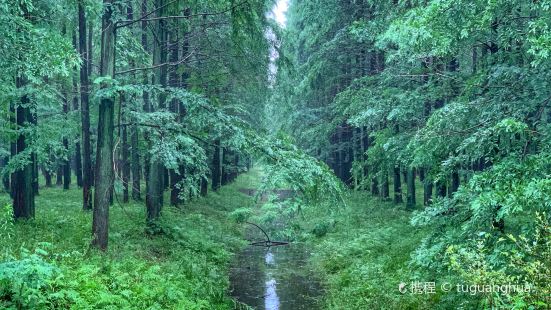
31,115 -> 38,196
212,139 -> 222,191
121,96 -> 130,203
56,166 -> 63,186
72,33 -> 83,188
141,0 -> 150,199
361,126 -> 369,190
146,0 -> 168,222
436,179 -> 447,198
62,88 -> 71,190
9,103 -> 16,199
168,29 -> 183,206
451,171 -> 460,194
406,168 -> 416,209
200,176 -> 208,196
13,76 -> 35,219
0,156 -> 9,192
393,165 -> 403,203
130,126 -> 141,201
221,149 -> 229,186
381,166 -> 389,200
92,0 -> 115,250
419,168 -> 425,182
423,175 -> 433,206
43,167 -> 52,187
79,0 -> 93,210
125,2 -> 141,201
341,125 -> 353,186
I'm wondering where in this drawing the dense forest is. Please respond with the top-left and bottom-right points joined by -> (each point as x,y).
0,0 -> 550,309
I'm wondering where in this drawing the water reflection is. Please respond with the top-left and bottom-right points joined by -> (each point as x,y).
229,243 -> 322,309
265,250 -> 275,265
265,276 -> 280,309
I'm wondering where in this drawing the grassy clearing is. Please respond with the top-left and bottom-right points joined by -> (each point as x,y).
293,190 -> 447,310
0,173 -> 258,309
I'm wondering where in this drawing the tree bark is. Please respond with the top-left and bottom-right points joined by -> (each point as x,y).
72,33 -> 83,188
140,0 -> 150,199
200,176 -> 208,196
126,2 -> 141,202
56,165 -> 63,186
9,103 -> 16,199
43,166 -> 52,187
406,168 -> 416,209
146,0 -> 168,222
0,156 -> 9,192
92,0 -> 115,250
393,165 -> 403,203
13,76 -> 35,219
436,179 -> 447,198
221,148 -> 229,186
381,166 -> 389,200
423,178 -> 433,205
62,86 -> 71,190
121,96 -> 130,203
79,0 -> 93,210
212,139 -> 222,191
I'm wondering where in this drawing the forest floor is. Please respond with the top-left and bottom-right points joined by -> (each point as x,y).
1,170 -> 443,309
0,174 -> 259,309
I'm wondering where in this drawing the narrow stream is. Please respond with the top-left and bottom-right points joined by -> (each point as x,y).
229,242 -> 323,309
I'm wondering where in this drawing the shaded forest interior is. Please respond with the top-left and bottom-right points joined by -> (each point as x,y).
0,0 -> 550,309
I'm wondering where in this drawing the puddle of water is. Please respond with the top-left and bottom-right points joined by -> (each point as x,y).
229,243 -> 323,310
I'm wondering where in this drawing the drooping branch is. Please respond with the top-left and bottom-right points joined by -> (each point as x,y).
115,0 -> 249,29
114,50 -> 195,76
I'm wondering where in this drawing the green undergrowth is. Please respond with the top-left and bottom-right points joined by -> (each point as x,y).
0,173 -> 259,310
289,191 -> 446,310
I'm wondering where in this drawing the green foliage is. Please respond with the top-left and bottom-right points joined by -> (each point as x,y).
0,246 -> 66,310
228,207 -> 253,223
0,174 -> 255,309
299,192 -> 438,309
446,213 -> 550,308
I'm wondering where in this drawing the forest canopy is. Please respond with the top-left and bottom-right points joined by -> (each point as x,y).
0,0 -> 550,309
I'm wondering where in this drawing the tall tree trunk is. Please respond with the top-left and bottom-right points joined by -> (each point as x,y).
130,124 -> 141,201
381,166 -> 389,200
406,168 -> 416,209
13,76 -> 35,219
92,0 -> 115,250
72,33 -> 83,188
168,29 -> 183,206
200,176 -> 208,196
43,166 -> 52,187
451,171 -> 460,194
56,166 -> 63,186
126,2 -> 141,201
62,84 -> 71,190
361,126 -> 369,190
146,0 -> 168,222
221,149 -> 229,186
436,179 -> 447,198
121,96 -> 130,203
423,178 -> 433,205
369,133 -> 379,196
9,103 -> 16,199
79,0 -> 93,210
1,156 -> 9,192
140,0 -> 150,199
212,139 -> 222,191
31,113 -> 39,196
393,165 -> 403,203
338,125 -> 353,186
